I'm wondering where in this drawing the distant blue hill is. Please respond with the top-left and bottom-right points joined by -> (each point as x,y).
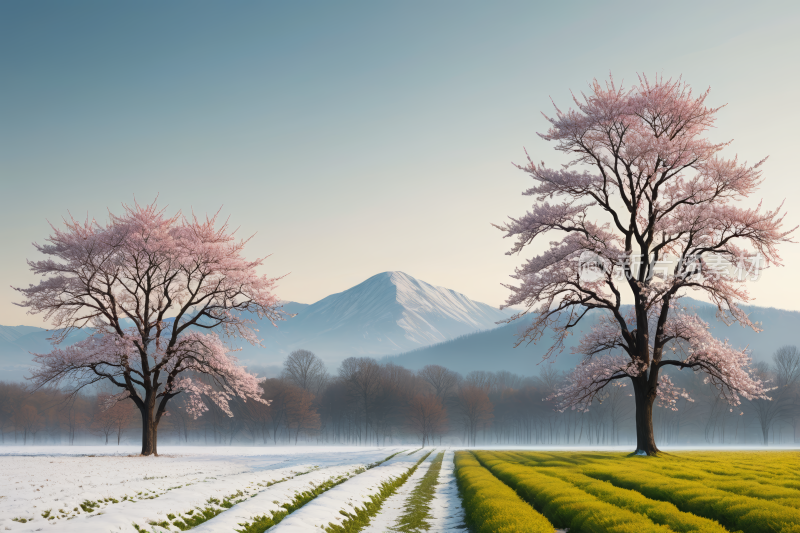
0,272 -> 515,381
384,298 -> 800,376
3,283 -> 797,383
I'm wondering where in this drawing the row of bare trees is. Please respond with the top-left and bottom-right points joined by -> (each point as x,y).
1,346 -> 798,447
0,382 -> 138,445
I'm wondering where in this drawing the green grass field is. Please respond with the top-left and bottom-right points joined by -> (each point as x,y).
455,450 -> 800,533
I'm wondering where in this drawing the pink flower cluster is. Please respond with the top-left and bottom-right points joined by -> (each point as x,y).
495,75 -> 792,414
18,200 -> 284,419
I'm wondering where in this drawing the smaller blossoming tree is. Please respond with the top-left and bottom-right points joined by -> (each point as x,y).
15,201 -> 286,455
496,75 -> 794,455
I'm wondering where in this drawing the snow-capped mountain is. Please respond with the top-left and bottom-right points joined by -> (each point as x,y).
261,271 -> 513,358
0,271 -> 513,379
3,272 -> 800,381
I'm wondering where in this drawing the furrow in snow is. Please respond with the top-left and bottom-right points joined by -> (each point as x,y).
427,450 -> 468,532
191,464 -> 362,533
31,464 -> 309,533
271,450 -> 426,532
360,450 -> 436,533
0,446 -> 401,532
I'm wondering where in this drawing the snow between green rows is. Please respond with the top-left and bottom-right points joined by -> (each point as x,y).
393,451 -> 445,532
271,448 -> 431,532
359,451 -> 436,532
191,450 -> 407,533
0,447 -> 408,533
426,450 -> 468,533
361,451 -> 444,532
12,464 -> 309,533
188,464 -> 362,533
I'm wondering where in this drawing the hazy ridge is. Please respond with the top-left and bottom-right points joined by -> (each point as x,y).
2,272 -> 798,381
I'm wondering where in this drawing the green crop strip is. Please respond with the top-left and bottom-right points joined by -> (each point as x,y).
492,452 -> 727,533
236,474 -> 353,533
324,451 -> 433,532
392,451 -> 444,532
132,479 -> 287,532
454,451 -> 553,533
616,460 -> 800,507
584,465 -> 800,533
495,450 -> 800,533
133,491 -> 248,532
473,451 -> 674,533
237,450 -> 405,533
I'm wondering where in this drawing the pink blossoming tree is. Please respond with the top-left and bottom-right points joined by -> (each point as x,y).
497,75 -> 794,455
15,202 -> 286,455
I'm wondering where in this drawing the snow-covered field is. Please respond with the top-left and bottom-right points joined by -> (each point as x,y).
0,446 -> 468,532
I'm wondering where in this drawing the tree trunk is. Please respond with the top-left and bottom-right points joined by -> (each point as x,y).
139,395 -> 158,456
632,375 -> 659,456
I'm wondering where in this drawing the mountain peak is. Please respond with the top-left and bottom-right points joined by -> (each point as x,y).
264,271 -> 512,361
0,272 -> 514,375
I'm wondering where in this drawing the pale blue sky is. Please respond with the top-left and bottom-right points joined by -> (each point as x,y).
2,0 -> 799,326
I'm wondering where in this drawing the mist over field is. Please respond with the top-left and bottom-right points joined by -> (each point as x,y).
2,272 -> 798,451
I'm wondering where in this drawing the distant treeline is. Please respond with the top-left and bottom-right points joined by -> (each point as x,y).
1,347 -> 798,447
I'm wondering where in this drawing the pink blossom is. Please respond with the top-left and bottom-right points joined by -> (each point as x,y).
16,201 -> 285,454
498,75 -> 793,448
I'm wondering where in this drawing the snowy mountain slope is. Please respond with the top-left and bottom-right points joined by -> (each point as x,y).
240,271 -> 516,362
0,325 -> 42,343
386,298 -> 800,376
0,272 -> 513,379
275,272 -> 513,355
4,281 -> 800,382
0,326 -> 94,383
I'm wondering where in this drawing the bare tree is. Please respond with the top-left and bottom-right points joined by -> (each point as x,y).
286,387 -> 320,444
493,371 -> 525,394
751,346 -> 800,444
749,359 -> 785,445
0,383 -> 23,443
774,346 -> 800,389
91,395 -> 117,444
339,357 -> 383,445
283,350 -> 329,396
465,371 -> 496,391
260,378 -> 291,444
456,384 -> 493,446
536,365 -> 563,390
775,346 -> 800,443
407,393 -> 447,446
418,365 -> 459,399
15,405 -> 42,444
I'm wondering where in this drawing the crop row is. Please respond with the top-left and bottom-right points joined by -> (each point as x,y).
454,451 -> 553,533
511,450 -> 800,505
488,451 -> 727,533
237,472 -> 353,533
476,451 -> 685,533
393,451 -> 445,532
585,464 -> 800,533
499,451 -> 800,533
326,450 -> 433,532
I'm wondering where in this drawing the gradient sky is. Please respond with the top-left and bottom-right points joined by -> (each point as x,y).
2,0 -> 799,327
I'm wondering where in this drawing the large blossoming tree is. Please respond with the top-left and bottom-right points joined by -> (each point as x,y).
15,202 -> 285,455
497,76 -> 794,455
